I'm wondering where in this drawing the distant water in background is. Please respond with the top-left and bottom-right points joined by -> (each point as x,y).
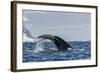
23,41 -> 91,62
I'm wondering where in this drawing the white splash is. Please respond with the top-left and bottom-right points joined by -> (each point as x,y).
32,39 -> 58,53
32,38 -> 45,53
67,48 -> 73,50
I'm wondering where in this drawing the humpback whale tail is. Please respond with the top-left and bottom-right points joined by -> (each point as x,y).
38,34 -> 73,51
54,36 -> 73,51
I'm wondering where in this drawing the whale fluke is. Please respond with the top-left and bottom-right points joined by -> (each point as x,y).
38,34 -> 73,51
54,36 -> 73,51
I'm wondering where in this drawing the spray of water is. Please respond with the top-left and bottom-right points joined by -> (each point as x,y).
32,38 -> 58,53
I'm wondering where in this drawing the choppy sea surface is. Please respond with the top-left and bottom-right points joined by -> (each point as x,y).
23,41 -> 91,62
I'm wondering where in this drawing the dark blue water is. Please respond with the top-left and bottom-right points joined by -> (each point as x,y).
23,41 -> 91,62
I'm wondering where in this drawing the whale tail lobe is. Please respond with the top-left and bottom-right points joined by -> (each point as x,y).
54,36 -> 73,51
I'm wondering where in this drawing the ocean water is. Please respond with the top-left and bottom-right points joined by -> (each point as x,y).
23,41 -> 91,62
